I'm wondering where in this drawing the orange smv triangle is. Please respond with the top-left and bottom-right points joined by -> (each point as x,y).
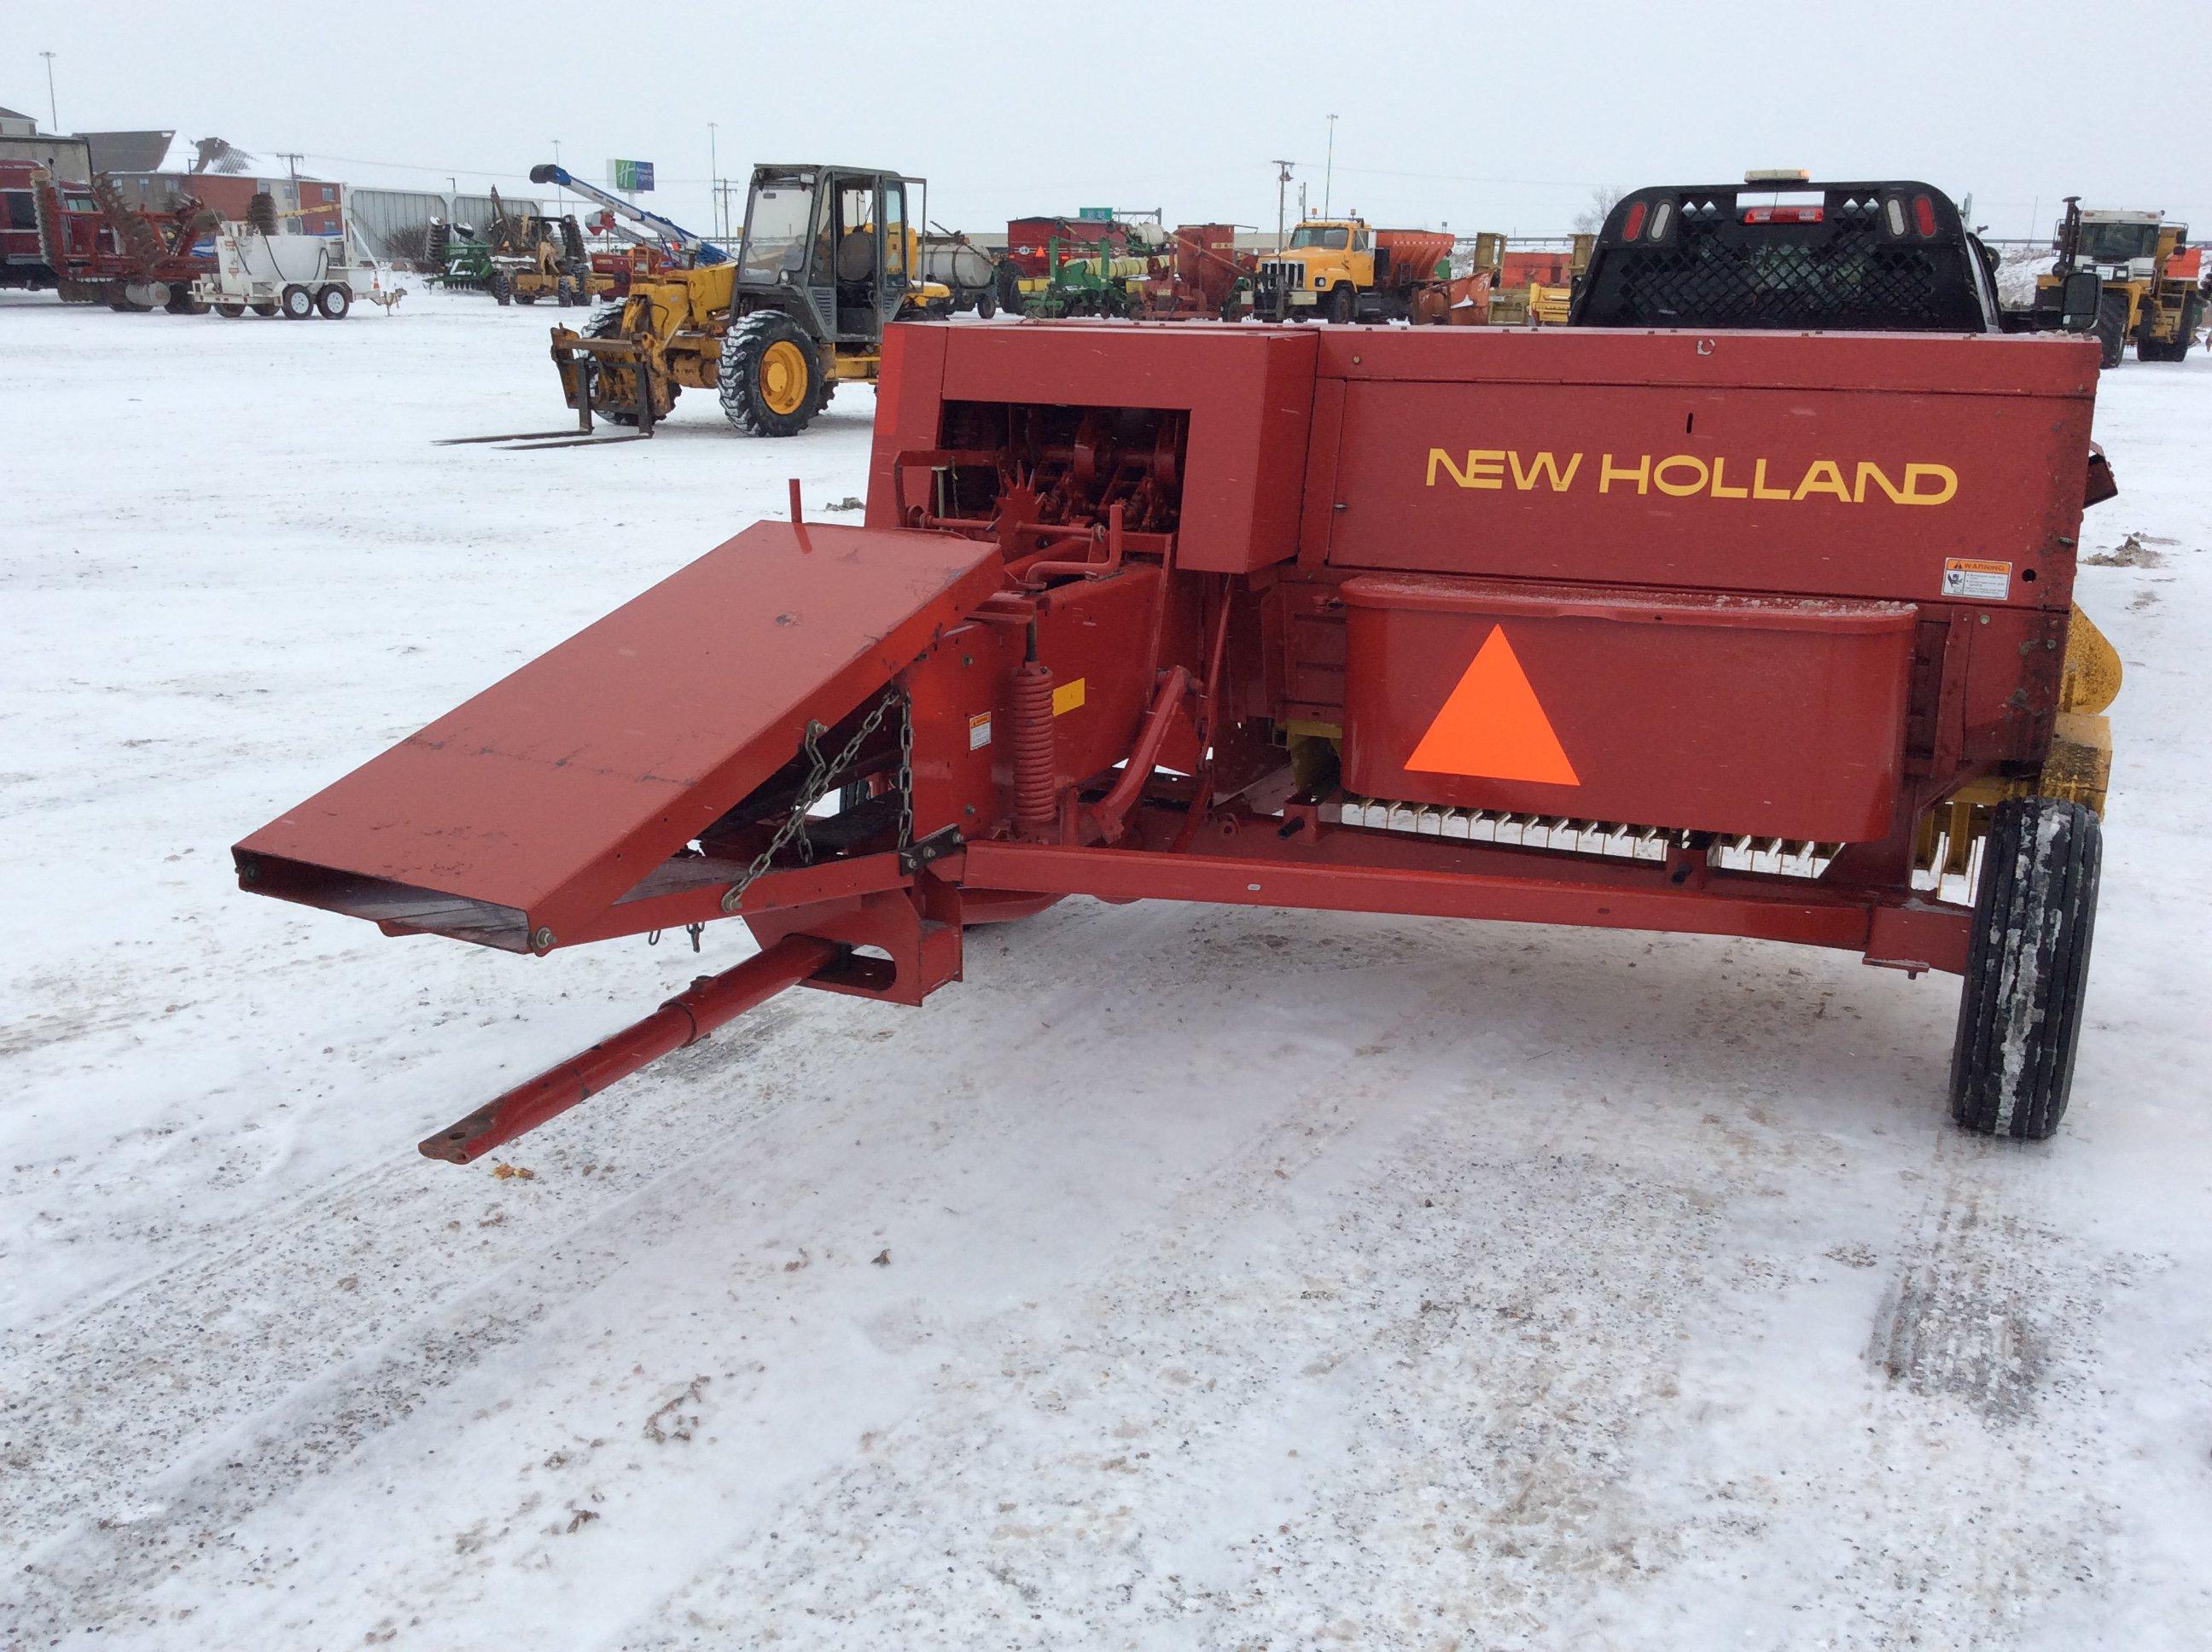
1405,625 -> 1580,785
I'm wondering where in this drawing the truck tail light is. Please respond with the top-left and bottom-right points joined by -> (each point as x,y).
1621,200 -> 1647,241
1912,195 -> 1936,237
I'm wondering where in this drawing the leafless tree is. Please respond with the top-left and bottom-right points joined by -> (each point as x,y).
1573,185 -> 1626,236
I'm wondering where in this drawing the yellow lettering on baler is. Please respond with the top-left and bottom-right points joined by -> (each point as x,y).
1599,453 -> 1650,494
1426,448 -> 1507,490
1792,460 -> 1852,502
1420,447 -> 1960,508
1854,461 -> 1912,504
1507,451 -> 1582,491
1903,462 -> 1958,505
1653,455 -> 1710,497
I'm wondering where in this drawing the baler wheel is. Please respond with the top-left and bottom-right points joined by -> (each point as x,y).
2093,290 -> 2128,369
1948,797 -> 2101,1142
719,311 -> 823,437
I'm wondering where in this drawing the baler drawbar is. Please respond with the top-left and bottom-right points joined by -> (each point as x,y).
238,313 -> 2118,1147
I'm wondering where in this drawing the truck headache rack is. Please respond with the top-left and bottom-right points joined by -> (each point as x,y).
1573,182 -> 1992,331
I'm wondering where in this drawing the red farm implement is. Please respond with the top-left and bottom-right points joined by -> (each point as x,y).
238,312 -> 2117,1155
32,170 -> 215,312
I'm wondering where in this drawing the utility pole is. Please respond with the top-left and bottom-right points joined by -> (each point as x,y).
1271,159 -> 1293,249
39,51 -> 58,132
550,138 -> 563,211
707,121 -> 719,239
1323,113 -> 1337,219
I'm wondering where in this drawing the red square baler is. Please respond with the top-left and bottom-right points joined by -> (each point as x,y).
237,311 -> 2119,1157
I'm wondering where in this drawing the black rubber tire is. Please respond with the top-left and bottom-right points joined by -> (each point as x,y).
975,286 -> 997,321
579,304 -> 641,426
489,269 -> 513,306
718,310 -> 823,437
166,288 -> 208,315
2134,297 -> 2197,363
250,300 -> 278,318
1949,797 -> 2101,1142
1326,284 -> 1356,324
247,192 -> 278,236
213,301 -> 246,318
2093,289 -> 2128,369
279,283 -> 314,320
317,284 -> 351,320
994,261 -> 1027,317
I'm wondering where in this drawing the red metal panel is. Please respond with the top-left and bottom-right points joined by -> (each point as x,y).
874,321 -> 1318,575
865,324 -> 952,527
1339,575 -> 1918,841
1313,328 -> 2095,609
236,522 -> 1006,945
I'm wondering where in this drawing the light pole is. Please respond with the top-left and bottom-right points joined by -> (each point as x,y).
1322,114 -> 1337,219
707,121 -> 719,239
1272,158 -> 1293,248
39,51 -> 58,132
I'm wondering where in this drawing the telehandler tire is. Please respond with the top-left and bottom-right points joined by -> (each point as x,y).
1948,797 -> 2101,1142
579,304 -> 642,427
719,311 -> 824,438
2093,290 -> 2127,369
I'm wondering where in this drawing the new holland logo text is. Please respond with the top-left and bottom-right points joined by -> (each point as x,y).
1424,449 -> 1959,505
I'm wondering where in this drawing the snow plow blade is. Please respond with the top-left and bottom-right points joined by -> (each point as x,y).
233,521 -> 1005,953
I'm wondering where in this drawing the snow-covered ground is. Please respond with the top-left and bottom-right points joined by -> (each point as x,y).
3,288 -> 2209,1650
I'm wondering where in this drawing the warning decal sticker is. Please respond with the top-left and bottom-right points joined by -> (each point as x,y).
1941,557 -> 2011,602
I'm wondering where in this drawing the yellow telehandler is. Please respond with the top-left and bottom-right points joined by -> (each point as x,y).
471,163 -> 946,447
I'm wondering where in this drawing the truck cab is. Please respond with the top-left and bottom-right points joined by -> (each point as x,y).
1255,218 -> 1376,321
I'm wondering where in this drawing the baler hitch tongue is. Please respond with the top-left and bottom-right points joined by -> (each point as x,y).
419,935 -> 840,1165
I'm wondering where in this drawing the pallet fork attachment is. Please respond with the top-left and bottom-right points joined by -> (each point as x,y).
435,328 -> 660,449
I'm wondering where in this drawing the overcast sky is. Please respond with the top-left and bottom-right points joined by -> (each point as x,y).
11,0 -> 2210,241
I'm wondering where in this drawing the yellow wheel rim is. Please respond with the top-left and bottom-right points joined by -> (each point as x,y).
760,340 -> 808,416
